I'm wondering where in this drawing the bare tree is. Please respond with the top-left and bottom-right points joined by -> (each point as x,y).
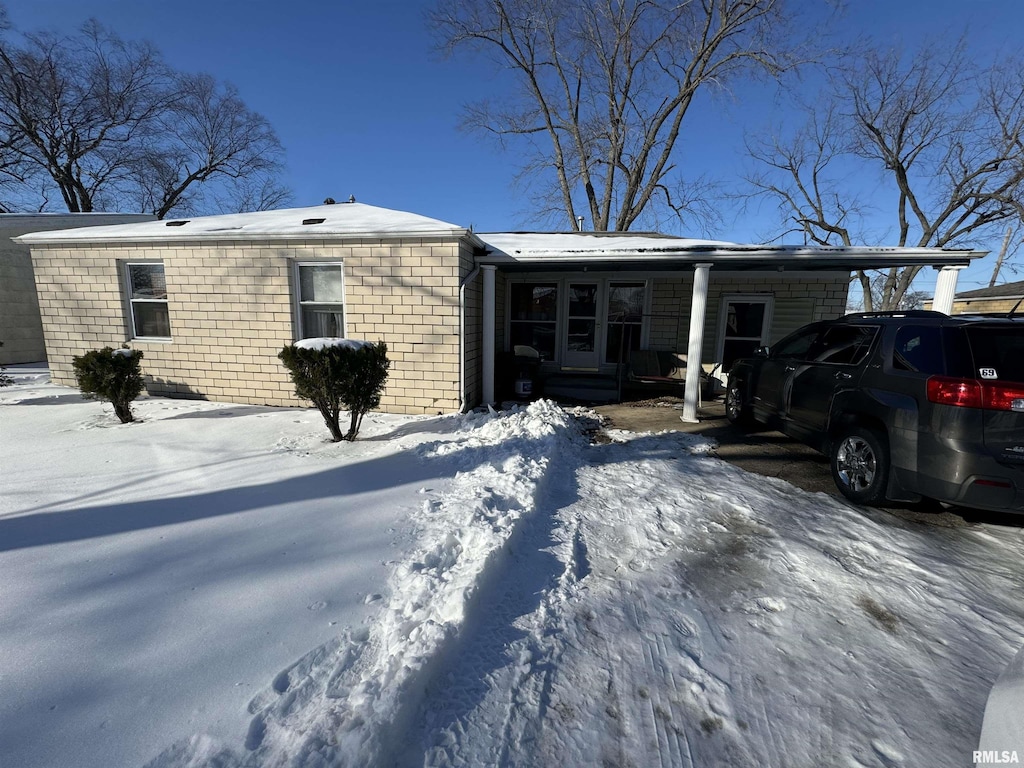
432,0 -> 815,232
0,14 -> 289,217
747,40 -> 1024,311
125,74 -> 287,217
0,20 -> 174,212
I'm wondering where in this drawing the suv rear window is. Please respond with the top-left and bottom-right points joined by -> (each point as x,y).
965,327 -> 1024,382
893,326 -> 945,374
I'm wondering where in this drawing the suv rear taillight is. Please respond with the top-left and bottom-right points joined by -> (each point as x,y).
927,376 -> 1024,411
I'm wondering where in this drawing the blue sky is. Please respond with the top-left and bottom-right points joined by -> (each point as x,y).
6,0 -> 1024,292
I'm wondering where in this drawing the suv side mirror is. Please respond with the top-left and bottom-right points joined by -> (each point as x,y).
755,346 -> 770,358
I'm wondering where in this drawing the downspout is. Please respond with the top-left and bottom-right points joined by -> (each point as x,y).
459,265 -> 481,413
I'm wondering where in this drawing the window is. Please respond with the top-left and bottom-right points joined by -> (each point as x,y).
892,326 -> 945,374
296,263 -> 345,338
964,327 -> 1024,381
126,262 -> 171,338
808,325 -> 877,365
605,282 -> 645,363
720,297 -> 773,371
771,326 -> 820,361
509,282 -> 557,360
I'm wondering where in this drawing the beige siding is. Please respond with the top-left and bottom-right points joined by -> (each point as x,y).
31,236 -> 467,414
648,272 -> 850,366
941,297 -> 1023,314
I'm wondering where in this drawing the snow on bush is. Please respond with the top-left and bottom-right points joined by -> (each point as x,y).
279,339 -> 389,441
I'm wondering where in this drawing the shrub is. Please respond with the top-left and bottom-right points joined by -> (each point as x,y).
279,339 -> 389,442
72,347 -> 145,423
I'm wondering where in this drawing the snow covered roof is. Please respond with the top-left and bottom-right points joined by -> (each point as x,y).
478,232 -> 987,271
14,202 -> 471,244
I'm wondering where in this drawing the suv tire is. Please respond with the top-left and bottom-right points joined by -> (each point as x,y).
725,378 -> 753,427
830,425 -> 889,505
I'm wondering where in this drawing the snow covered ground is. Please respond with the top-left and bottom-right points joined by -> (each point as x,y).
1,367 -> 1021,768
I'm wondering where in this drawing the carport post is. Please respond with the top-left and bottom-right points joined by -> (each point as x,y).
682,263 -> 712,423
931,265 -> 965,315
482,265 -> 497,405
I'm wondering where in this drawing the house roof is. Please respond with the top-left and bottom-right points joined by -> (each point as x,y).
477,232 -> 986,272
954,280 -> 1024,300
14,202 -> 471,244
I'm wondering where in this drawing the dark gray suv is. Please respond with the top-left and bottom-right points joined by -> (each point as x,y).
725,311 -> 1024,514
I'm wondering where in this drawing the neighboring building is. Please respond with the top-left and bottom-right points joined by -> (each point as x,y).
923,280 -> 1024,315
17,201 -> 985,418
1,213 -> 155,365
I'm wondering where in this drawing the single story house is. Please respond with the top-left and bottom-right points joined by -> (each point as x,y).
17,201 -> 985,419
1,213 -> 154,365
924,279 -> 1024,315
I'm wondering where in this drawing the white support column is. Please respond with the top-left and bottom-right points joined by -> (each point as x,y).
932,265 -> 965,315
682,263 -> 712,423
481,265 -> 497,406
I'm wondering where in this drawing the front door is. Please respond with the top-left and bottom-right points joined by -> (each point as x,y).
563,282 -> 601,370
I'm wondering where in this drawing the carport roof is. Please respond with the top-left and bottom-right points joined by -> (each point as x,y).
478,232 -> 987,272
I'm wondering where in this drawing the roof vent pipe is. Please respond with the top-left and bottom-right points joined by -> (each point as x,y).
348,195 -> 356,203
323,197 -> 336,205
576,215 -> 584,231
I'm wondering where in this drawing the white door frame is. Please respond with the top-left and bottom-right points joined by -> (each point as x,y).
562,280 -> 603,370
715,294 -> 775,369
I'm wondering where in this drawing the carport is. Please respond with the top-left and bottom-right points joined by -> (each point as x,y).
475,235 -> 986,420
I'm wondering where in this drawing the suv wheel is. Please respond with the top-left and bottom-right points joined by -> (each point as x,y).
725,378 -> 752,426
830,426 -> 889,505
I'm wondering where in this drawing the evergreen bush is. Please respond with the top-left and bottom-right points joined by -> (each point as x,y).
72,347 -> 145,423
279,339 -> 389,442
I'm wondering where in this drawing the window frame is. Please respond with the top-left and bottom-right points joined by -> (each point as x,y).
508,281 -> 560,361
124,261 -> 171,340
604,281 -> 649,365
716,294 -> 774,370
294,261 -> 347,340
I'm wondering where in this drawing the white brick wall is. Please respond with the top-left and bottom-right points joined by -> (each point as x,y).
31,236 -> 468,414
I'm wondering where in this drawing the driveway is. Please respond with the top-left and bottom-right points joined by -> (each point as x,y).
595,397 -> 1022,528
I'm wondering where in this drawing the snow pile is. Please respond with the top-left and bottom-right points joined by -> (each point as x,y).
416,430 -> 1024,767
153,400 -> 585,767
977,642 -> 1024,758
292,338 -> 374,352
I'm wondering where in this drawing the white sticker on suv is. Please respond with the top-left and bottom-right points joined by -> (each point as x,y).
979,368 -> 998,379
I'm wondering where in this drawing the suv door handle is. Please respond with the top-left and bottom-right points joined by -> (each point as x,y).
785,365 -> 797,373
835,371 -> 853,380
